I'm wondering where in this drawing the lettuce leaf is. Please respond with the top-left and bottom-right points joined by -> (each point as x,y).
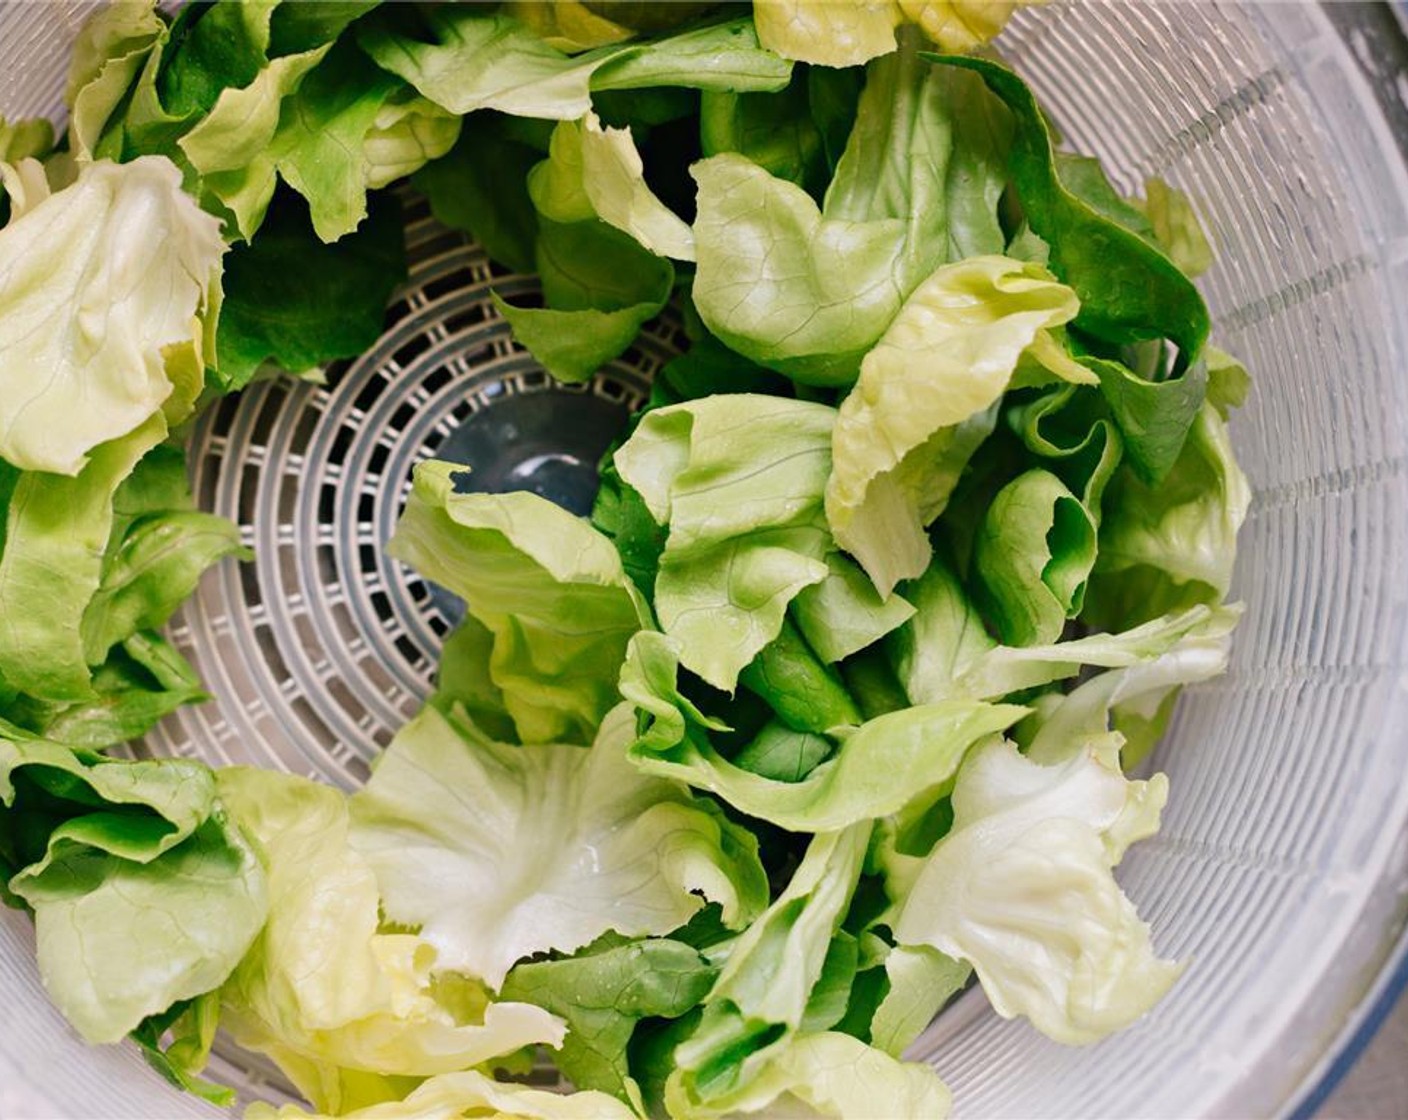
934,56 -> 1210,367
671,824 -> 870,1108
0,419 -> 168,702
64,0 -> 166,160
621,631 -> 1025,831
753,0 -> 1021,66
389,460 -> 648,745
792,553 -> 916,664
214,187 -> 406,391
216,767 -> 563,1116
891,737 -> 1180,1044
246,1071 -> 638,1120
670,1029 -> 953,1119
0,736 -> 266,1044
825,255 -> 1090,596
348,703 -> 767,989
1084,401 -> 1251,628
0,156 -> 223,476
691,46 -> 1010,385
892,556 -> 1238,705
359,10 -> 787,120
501,937 -> 716,1110
613,395 -> 836,691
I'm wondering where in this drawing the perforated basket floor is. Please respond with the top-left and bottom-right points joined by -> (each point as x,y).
138,196 -> 683,792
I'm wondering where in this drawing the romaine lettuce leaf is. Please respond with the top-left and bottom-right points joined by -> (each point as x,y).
0,156 -> 223,476
216,767 -> 563,1116
613,395 -> 836,691
389,460 -> 648,745
891,737 -> 1181,1044
0,736 -> 266,1044
825,255 -> 1089,595
621,631 -> 1025,831
349,703 -> 767,989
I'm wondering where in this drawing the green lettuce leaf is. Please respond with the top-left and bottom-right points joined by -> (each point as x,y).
973,467 -> 1097,645
496,215 -> 674,384
348,703 -> 767,989
934,55 -> 1210,366
893,556 -> 1238,705
64,0 -> 166,160
268,1 -> 381,56
0,737 -> 266,1044
1086,354 -> 1206,486
0,156 -> 223,476
216,767 -> 564,1116
671,1029 -> 953,1119
359,10 -> 787,120
891,736 -> 1180,1044
215,187 -> 406,390
0,418 -> 167,702
82,511 -> 250,667
6,633 -> 208,751
868,944 -> 971,1058
1135,176 -> 1214,279
363,93 -> 461,190
613,395 -> 836,691
751,0 -> 900,67
179,42 -> 335,239
621,631 -> 1025,831
671,824 -> 870,1108
738,617 -> 862,735
825,254 -> 1090,596
700,72 -> 829,200
414,114 -> 542,274
791,553 -> 916,664
690,45 -> 1010,385
131,991 -> 233,1106
246,1071 -> 638,1120
1084,401 -> 1251,629
389,460 -> 648,745
501,937 -> 716,1110
1023,605 -> 1241,769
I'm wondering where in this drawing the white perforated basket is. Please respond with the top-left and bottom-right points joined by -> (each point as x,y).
2,3 -> 1407,1118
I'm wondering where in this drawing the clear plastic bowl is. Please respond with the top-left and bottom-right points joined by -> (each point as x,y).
3,3 -> 1408,1118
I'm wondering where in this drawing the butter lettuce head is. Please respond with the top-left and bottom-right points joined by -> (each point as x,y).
348,702 -> 767,989
892,737 -> 1181,1044
216,767 -> 563,1116
0,156 -> 223,476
